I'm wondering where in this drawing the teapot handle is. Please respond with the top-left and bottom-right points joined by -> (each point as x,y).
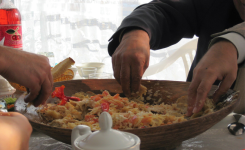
71,125 -> 92,150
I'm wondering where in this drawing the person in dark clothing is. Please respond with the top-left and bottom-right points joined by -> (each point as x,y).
107,0 -> 245,116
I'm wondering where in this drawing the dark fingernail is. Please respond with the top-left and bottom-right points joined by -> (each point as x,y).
192,107 -> 198,113
33,103 -> 40,107
33,100 -> 41,107
24,94 -> 30,103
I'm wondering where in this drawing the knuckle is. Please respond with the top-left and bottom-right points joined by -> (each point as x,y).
45,86 -> 53,94
112,54 -> 117,60
39,71 -> 47,81
44,56 -> 49,62
40,55 -> 49,62
196,86 -> 207,95
136,53 -> 146,62
28,81 -> 37,90
230,73 -> 237,81
144,61 -> 149,70
45,63 -> 51,69
193,67 -> 199,74
115,53 -> 122,60
205,68 -> 215,75
28,81 -> 40,92
131,76 -> 141,84
122,55 -> 128,62
188,86 -> 196,94
193,67 -> 201,76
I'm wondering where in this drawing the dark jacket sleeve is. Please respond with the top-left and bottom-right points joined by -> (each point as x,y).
108,0 -> 215,56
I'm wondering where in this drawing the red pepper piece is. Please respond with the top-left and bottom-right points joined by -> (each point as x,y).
52,85 -> 68,105
58,97 -> 68,105
101,102 -> 109,112
51,85 -> 80,105
52,85 -> 65,98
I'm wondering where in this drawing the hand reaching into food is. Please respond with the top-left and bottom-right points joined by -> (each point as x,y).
0,45 -> 75,107
186,40 -> 238,116
27,57 -> 75,107
0,112 -> 32,150
0,46 -> 53,107
112,29 -> 150,97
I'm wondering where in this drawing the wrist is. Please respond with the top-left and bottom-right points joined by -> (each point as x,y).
209,32 -> 245,64
119,27 -> 145,42
211,39 -> 238,60
121,29 -> 150,43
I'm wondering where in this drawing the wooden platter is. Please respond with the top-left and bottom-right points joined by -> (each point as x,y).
15,79 -> 239,150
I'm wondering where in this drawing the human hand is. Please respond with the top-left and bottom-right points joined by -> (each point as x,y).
0,112 -> 32,150
186,40 -> 238,116
0,46 -> 53,106
112,29 -> 150,96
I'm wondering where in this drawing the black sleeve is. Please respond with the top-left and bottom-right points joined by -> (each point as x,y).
108,0 -> 214,56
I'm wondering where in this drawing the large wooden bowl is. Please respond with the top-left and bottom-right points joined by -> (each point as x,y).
15,79 -> 239,150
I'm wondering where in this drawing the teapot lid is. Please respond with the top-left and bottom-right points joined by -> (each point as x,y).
77,112 -> 136,150
0,75 -> 15,96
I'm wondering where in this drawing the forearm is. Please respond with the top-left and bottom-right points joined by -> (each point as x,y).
119,2 -> 196,48
0,46 -> 9,75
0,46 -> 22,76
108,0 -> 204,56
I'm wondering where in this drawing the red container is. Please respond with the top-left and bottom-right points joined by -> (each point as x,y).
0,0 -> 22,49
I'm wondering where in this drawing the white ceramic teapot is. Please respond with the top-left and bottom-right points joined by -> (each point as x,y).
71,112 -> 141,150
0,75 -> 15,97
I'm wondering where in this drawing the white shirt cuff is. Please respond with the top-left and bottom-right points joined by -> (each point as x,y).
210,33 -> 245,64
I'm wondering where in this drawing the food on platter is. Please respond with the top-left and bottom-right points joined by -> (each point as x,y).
37,85 -> 215,131
129,84 -> 147,102
4,97 -> 17,111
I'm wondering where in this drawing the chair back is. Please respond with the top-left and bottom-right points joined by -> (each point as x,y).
143,38 -> 198,77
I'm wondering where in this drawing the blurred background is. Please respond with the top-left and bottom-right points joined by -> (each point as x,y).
13,0 -> 197,81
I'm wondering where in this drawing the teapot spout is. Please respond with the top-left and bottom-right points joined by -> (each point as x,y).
71,125 -> 92,150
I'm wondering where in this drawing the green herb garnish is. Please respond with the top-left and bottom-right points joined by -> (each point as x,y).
4,97 -> 17,104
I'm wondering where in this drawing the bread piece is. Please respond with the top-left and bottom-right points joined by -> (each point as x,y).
51,57 -> 75,80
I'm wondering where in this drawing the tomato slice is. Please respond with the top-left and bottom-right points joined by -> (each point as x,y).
101,102 -> 109,112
